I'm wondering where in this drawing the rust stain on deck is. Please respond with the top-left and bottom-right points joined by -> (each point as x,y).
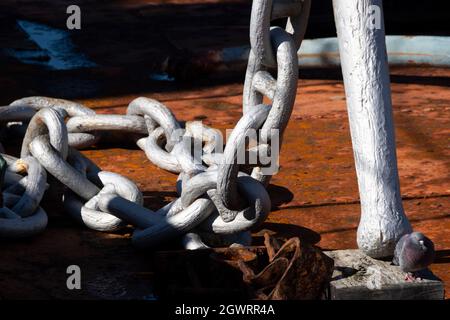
3,74 -> 448,299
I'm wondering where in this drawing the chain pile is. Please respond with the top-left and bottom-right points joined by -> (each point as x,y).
0,0 -> 310,249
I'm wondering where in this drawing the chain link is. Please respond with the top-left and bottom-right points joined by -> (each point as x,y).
0,153 -> 48,238
0,0 -> 308,249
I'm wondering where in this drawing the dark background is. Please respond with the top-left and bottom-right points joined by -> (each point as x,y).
0,0 -> 449,102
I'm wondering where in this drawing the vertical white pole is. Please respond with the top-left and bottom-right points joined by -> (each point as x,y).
332,0 -> 412,258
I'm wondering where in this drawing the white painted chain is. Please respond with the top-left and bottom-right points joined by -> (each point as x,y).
0,0 -> 309,249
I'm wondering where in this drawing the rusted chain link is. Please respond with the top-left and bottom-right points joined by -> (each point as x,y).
0,0 -> 307,249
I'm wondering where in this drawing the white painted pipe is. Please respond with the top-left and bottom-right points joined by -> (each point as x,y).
219,36 -> 450,68
332,0 -> 412,258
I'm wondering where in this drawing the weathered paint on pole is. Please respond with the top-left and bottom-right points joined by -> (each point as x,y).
332,0 -> 412,258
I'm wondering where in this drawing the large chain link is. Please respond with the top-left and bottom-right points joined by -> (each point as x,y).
0,0 -> 309,249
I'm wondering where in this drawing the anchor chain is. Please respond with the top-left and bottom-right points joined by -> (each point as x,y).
0,0 -> 309,249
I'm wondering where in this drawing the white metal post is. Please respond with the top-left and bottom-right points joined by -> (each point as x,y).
332,0 -> 412,258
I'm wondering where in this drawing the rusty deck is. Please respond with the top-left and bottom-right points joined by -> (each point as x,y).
0,0 -> 448,299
